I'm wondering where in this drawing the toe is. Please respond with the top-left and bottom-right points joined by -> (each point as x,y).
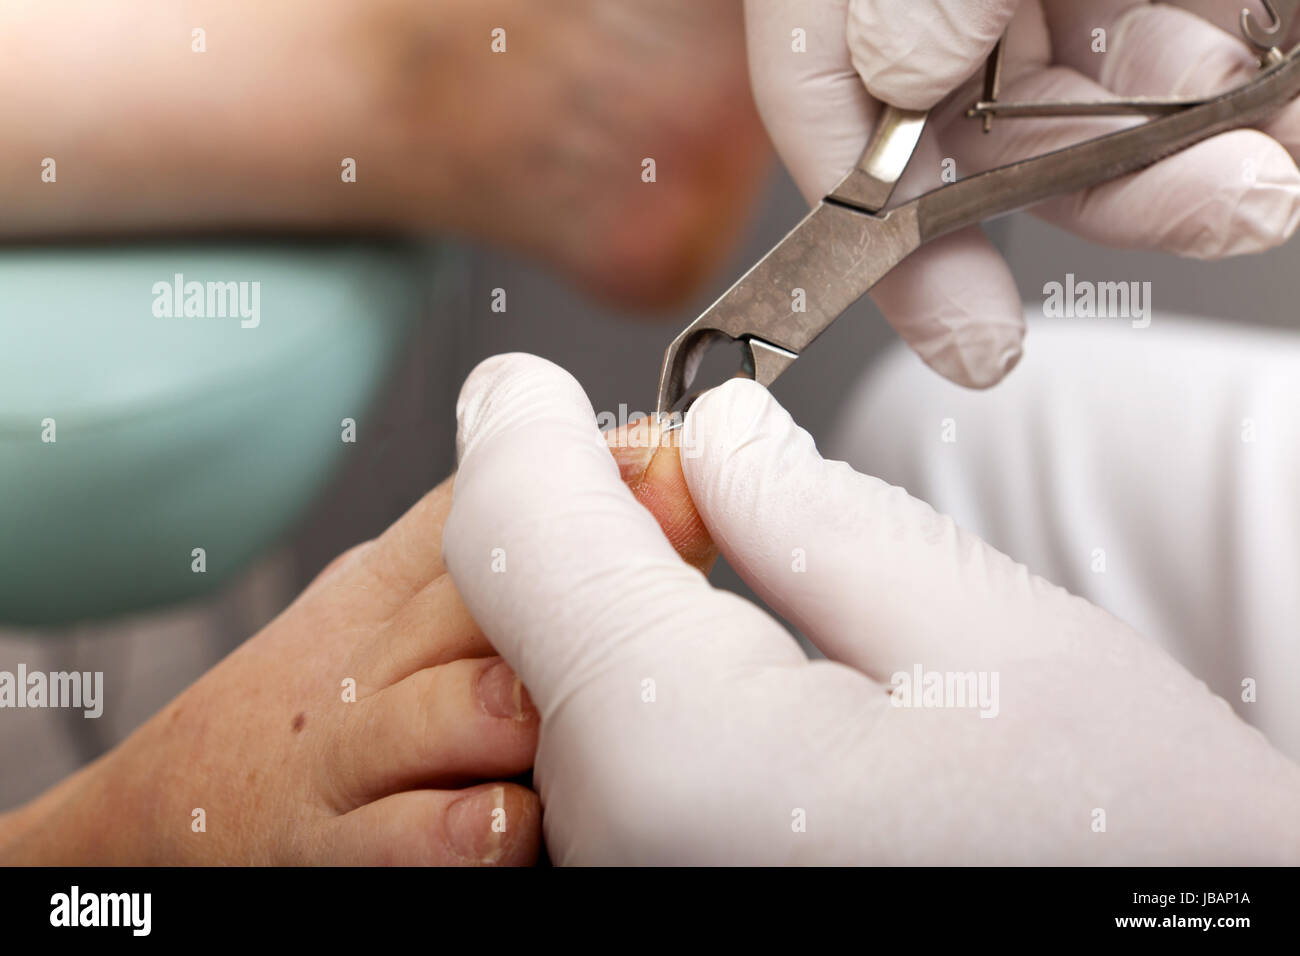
325,657 -> 539,809
351,573 -> 493,690
606,420 -> 717,573
359,476 -> 455,601
328,784 -> 541,865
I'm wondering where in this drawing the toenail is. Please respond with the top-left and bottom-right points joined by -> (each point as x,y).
477,659 -> 530,720
446,786 -> 511,863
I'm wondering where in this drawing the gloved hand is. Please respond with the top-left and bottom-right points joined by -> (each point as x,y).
745,0 -> 1300,387
443,353 -> 1300,864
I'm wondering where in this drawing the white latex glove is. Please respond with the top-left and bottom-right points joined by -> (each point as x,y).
443,353 -> 1300,864
745,0 -> 1300,387
827,313 -> 1300,762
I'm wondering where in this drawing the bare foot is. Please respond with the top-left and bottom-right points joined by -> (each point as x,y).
0,423 -> 712,864
363,0 -> 774,305
0,479 -> 540,865
0,0 -> 771,308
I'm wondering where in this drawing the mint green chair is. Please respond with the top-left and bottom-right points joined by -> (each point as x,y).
0,243 -> 427,626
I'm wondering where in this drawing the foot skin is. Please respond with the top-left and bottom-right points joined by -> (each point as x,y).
0,478 -> 541,865
608,419 -> 717,572
0,426 -> 712,864
1,0 -> 771,309
367,0 -> 774,306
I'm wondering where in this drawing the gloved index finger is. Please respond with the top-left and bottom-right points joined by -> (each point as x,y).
846,0 -> 1020,110
745,0 -> 877,202
679,377 -> 1105,683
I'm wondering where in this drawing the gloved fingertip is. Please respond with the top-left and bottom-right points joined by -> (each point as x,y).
1184,133 -> 1300,258
846,0 -> 1018,110
454,352 -> 594,466
916,326 -> 1025,390
996,344 -> 1024,383
1224,175 -> 1300,258
965,341 -> 1024,389
1085,132 -> 1300,259
682,378 -> 785,456
867,226 -> 1025,389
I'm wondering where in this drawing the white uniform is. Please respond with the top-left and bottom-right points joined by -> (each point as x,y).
828,313 -> 1300,760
